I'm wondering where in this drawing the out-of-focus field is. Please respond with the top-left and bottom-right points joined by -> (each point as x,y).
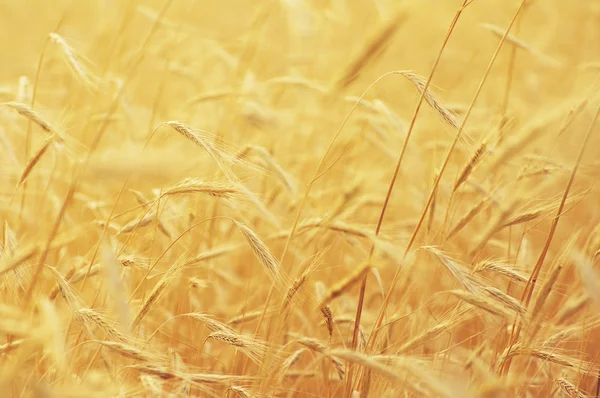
0,0 -> 599,397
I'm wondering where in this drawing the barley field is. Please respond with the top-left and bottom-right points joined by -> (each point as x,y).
1,0 -> 599,397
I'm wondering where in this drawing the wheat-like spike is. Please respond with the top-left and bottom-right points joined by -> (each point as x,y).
556,294 -> 590,324
129,363 -> 250,385
543,319 -> 600,347
571,251 -> 600,310
166,121 -> 237,181
94,340 -> 156,362
480,286 -> 527,316
469,202 -> 515,257
45,266 -> 82,310
335,11 -> 405,89
328,349 -> 402,383
17,137 -> 52,188
0,339 -> 23,354
282,348 -> 306,371
207,331 -> 267,365
162,177 -> 240,199
447,290 -> 516,320
293,337 -> 344,380
16,75 -> 30,103
399,71 -> 463,133
228,386 -> 250,398
140,375 -> 164,396
74,308 -> 129,343
187,312 -> 234,333
475,260 -> 528,284
296,337 -> 327,353
454,142 -> 488,191
247,145 -> 297,195
324,316 -> 367,348
556,378 -> 589,398
233,220 -> 280,280
49,33 -> 100,89
500,345 -> 600,376
446,197 -> 488,240
278,348 -> 307,382
118,211 -> 157,234
425,247 -> 482,294
479,23 -> 561,67
397,320 -> 453,354
208,331 -> 245,347
4,102 -> 62,140
319,261 -> 371,308
49,263 -> 101,300
330,356 -> 345,380
187,90 -> 236,104
131,260 -> 184,328
530,260 -> 564,321
227,307 -> 277,326
0,244 -> 39,276
130,189 -> 150,206
283,252 -> 324,309
268,75 -> 328,94
321,306 -> 333,338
